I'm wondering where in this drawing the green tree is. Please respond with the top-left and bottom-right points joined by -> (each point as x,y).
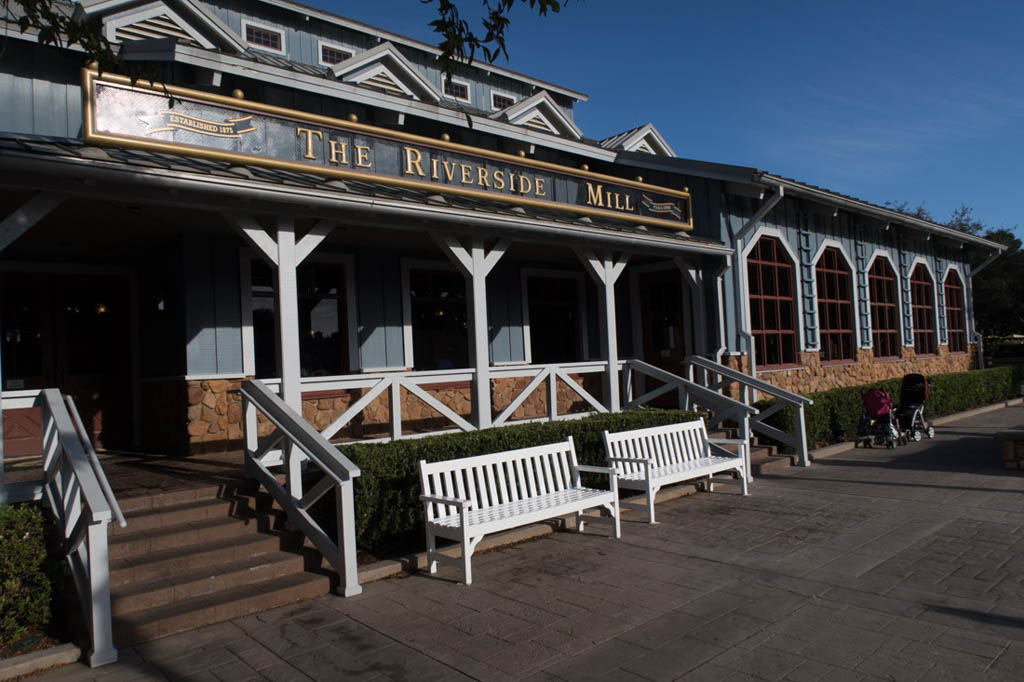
972,228 -> 1024,336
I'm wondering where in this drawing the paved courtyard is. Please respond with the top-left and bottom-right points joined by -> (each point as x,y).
39,404 -> 1024,681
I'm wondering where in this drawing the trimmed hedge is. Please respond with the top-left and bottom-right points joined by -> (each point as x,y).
340,409 -> 698,553
0,504 -> 52,647
756,365 -> 1024,449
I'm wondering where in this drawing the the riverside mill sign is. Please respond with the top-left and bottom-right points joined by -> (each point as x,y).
83,71 -> 692,231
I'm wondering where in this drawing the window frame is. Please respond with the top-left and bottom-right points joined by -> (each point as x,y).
813,246 -> 856,363
944,268 -> 968,354
442,76 -> 471,104
239,249 -> 358,379
490,89 -> 517,111
910,262 -> 938,356
401,259 -> 471,372
867,254 -> 901,359
745,234 -> 800,370
241,19 -> 286,55
521,267 -> 589,365
317,39 -> 352,67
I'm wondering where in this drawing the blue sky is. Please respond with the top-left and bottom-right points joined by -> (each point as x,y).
311,1 -> 1022,235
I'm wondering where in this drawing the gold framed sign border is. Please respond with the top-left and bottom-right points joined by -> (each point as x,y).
81,69 -> 693,231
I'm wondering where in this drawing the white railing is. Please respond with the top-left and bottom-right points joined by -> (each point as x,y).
490,361 -> 608,426
619,359 -> 758,481
685,355 -> 814,466
0,388 -> 122,667
240,380 -> 362,597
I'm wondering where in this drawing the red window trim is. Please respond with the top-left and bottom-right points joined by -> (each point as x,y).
944,270 -> 968,354
868,258 -> 900,359
910,264 -> 937,356
748,236 -> 799,370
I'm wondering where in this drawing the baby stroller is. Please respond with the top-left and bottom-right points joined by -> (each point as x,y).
857,387 -> 902,448
896,373 -> 935,441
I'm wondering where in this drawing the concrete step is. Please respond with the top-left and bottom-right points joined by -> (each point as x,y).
111,549 -> 313,616
109,528 -> 293,588
113,571 -> 332,646
109,513 -> 280,561
111,497 -> 235,537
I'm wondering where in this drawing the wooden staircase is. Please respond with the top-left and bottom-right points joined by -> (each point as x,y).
108,479 -> 331,645
708,428 -> 796,477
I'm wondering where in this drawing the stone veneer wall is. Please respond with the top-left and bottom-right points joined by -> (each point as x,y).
722,346 -> 975,397
181,374 -> 599,454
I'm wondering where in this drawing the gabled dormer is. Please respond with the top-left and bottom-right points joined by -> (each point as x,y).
330,42 -> 442,102
82,0 -> 246,53
600,123 -> 675,157
490,91 -> 582,140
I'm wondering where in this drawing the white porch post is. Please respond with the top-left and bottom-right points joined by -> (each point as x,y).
434,235 -> 509,430
577,249 -> 629,413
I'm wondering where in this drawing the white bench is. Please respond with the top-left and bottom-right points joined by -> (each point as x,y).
602,419 -> 748,524
419,436 -> 620,585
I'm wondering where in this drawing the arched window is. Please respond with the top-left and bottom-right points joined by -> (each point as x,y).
868,258 -> 900,358
815,247 -> 855,362
748,236 -> 797,368
944,270 -> 967,353
910,264 -> 937,356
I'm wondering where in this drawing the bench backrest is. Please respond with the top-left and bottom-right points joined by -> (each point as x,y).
419,437 -> 580,520
602,419 -> 710,477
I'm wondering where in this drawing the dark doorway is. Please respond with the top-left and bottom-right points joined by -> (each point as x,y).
2,271 -> 133,454
638,268 -> 687,408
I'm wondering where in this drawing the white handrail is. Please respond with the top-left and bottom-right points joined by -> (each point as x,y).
686,355 -> 813,406
64,395 -> 126,529
37,388 -> 117,666
240,380 -> 362,597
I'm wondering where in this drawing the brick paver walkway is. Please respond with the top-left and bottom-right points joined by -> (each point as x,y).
38,404 -> 1024,681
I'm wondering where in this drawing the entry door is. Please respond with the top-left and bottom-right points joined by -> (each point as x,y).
639,268 -> 687,375
2,272 -> 131,454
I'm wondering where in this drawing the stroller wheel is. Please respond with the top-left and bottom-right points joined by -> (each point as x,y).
912,430 -> 923,442
926,426 -> 935,439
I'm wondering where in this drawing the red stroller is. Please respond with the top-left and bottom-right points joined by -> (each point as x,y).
857,387 -> 902,448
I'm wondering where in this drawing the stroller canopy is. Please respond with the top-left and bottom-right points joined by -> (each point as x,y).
863,388 -> 893,418
899,373 -> 929,405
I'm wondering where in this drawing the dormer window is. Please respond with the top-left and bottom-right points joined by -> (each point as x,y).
242,20 -> 284,54
319,42 -> 351,66
491,92 -> 515,111
443,77 -> 470,103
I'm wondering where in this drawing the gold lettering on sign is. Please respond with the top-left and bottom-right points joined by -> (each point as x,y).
430,158 -> 440,180
493,169 -> 506,190
460,164 -> 474,185
477,166 -> 490,188
328,140 -> 349,165
441,161 -> 457,182
355,145 -> 372,168
586,182 -> 604,207
403,146 -> 425,177
625,195 -> 634,211
535,178 -> 547,198
296,127 -> 322,160
519,175 -> 532,194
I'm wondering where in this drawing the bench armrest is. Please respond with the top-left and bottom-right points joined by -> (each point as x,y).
575,464 -> 617,476
420,494 -> 473,509
708,437 -> 745,445
606,456 -> 653,463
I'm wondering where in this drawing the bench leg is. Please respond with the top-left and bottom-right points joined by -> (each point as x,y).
461,534 -> 474,585
646,483 -> 657,524
576,511 -> 585,533
426,528 -> 438,574
739,468 -> 749,496
706,475 -> 714,493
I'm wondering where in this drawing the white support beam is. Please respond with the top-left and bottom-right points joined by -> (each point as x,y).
434,235 -> 509,429
576,248 -> 630,412
274,217 -> 304,499
224,212 -> 279,266
295,220 -> 336,264
0,192 -> 65,253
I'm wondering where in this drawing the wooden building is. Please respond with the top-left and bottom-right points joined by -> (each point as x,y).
0,0 -> 1004,458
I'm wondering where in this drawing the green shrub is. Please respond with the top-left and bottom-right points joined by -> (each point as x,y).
340,408 -> 698,552
756,365 -> 1024,449
0,504 -> 52,647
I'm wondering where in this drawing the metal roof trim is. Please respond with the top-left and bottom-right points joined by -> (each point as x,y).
756,173 -> 1007,253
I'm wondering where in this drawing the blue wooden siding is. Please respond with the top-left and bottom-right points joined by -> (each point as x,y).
202,0 -> 568,119
0,42 -> 81,138
720,193 -> 973,357
487,260 -> 526,363
355,251 -> 405,368
184,234 -> 244,375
